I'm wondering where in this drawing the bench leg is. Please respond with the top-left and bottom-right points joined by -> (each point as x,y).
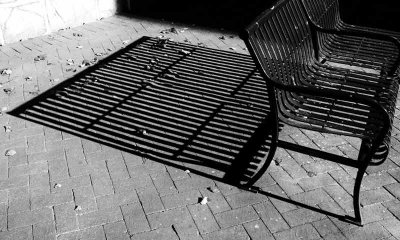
343,141 -> 371,226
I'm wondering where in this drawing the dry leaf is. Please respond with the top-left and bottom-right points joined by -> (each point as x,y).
179,49 -> 191,55
1,106 -> 8,112
1,68 -> 12,75
5,149 -> 16,156
54,183 -> 62,188
185,170 -> 190,174
4,126 -> 11,133
25,76 -> 33,81
76,45 -> 83,49
3,87 -> 15,95
34,54 -> 47,61
200,197 -> 208,205
75,205 -> 82,211
122,40 -> 130,44
73,33 -> 83,37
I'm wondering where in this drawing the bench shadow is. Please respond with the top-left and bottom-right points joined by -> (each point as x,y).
9,36 -> 352,223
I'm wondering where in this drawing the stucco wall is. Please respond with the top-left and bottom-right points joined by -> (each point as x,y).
0,0 -> 119,45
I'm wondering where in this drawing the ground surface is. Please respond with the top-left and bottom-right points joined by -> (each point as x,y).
0,14 -> 400,240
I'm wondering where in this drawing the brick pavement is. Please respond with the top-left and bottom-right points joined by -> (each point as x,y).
0,13 -> 400,240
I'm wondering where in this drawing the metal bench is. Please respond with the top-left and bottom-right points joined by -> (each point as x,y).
240,0 -> 400,225
300,0 -> 400,77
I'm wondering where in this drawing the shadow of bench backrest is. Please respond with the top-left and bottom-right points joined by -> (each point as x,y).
243,0 -> 316,86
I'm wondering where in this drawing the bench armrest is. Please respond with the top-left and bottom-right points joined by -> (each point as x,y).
312,25 -> 400,76
275,82 -> 391,152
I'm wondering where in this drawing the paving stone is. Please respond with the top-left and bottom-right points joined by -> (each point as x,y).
0,226 -> 33,240
173,218 -> 202,240
130,227 -> 179,240
137,185 -> 164,214
54,202 -> 78,233
78,207 -> 123,229
383,199 -> 400,219
360,188 -> 395,206
298,173 -> 336,191
203,225 -> 250,240
273,224 -> 321,240
243,219 -> 274,240
121,202 -> 150,235
8,207 -> 54,230
361,172 -> 397,190
312,218 -> 340,237
57,225 -> 106,240
33,221 -> 56,240
73,186 -> 97,214
225,191 -> 266,209
0,175 -> 29,190
174,175 -> 215,192
199,187 -> 231,214
270,170 -> 304,196
161,189 -> 201,209
253,200 -> 290,233
152,172 -> 178,196
147,207 -> 192,230
342,222 -> 391,240
282,208 -> 326,227
31,190 -> 73,210
384,182 -> 400,199
262,184 -> 298,213
90,172 -> 113,197
361,203 -> 393,224
50,175 -> 91,193
8,196 -> 30,214
380,217 -> 400,238
96,188 -> 139,210
188,203 -> 220,234
290,188 -> 332,206
104,221 -> 130,240
215,205 -> 259,229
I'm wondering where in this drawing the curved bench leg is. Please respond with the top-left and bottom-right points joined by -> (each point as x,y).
343,141 -> 372,226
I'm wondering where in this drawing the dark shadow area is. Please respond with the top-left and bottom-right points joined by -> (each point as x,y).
336,0 -> 400,32
119,0 -> 400,32
122,1 -> 275,31
9,36 -> 273,185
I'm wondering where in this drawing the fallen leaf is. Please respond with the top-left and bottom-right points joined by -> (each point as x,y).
73,33 -> 83,37
229,47 -> 236,51
307,171 -> 317,177
4,126 -> 11,132
179,49 -> 191,55
219,36 -> 226,40
1,106 -> 7,112
5,149 -> 16,156
122,40 -> 130,44
3,87 -> 15,95
75,205 -> 82,211
274,158 -> 282,166
200,197 -> 208,205
1,68 -> 12,75
76,45 -> 83,49
54,183 -> 62,188
50,78 -> 60,83
25,76 -> 33,81
185,170 -> 190,174
34,54 -> 47,61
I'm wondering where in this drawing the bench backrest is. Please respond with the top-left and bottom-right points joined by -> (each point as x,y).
301,0 -> 341,29
241,0 -> 315,86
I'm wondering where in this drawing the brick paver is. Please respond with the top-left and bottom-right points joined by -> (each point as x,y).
0,12 -> 399,240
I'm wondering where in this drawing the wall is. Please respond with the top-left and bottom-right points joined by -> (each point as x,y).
0,0 -> 119,45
